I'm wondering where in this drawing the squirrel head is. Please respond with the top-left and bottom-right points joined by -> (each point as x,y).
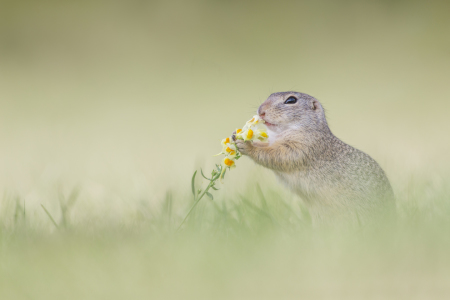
258,91 -> 330,135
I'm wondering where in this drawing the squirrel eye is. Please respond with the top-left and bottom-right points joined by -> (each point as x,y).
284,96 -> 297,104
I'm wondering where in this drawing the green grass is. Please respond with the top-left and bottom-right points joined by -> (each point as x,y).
1,175 -> 450,300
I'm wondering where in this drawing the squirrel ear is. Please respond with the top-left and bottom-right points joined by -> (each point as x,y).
310,99 -> 320,110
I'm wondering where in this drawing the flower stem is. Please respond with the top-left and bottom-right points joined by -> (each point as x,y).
176,181 -> 214,232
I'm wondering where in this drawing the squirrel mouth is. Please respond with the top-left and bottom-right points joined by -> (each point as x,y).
260,115 -> 276,127
262,118 -> 276,127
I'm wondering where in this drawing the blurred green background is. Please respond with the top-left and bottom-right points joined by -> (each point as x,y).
1,0 -> 450,299
1,0 -> 449,198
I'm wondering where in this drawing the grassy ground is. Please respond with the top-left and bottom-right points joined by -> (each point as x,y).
1,174 -> 450,299
1,0 -> 450,299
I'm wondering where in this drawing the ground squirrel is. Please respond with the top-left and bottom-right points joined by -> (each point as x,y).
234,92 -> 395,225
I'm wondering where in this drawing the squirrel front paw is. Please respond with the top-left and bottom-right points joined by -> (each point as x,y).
235,139 -> 253,156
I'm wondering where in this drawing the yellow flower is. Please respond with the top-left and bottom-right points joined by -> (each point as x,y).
222,156 -> 236,169
221,137 -> 232,146
224,143 -> 237,157
215,137 -> 237,157
219,156 -> 236,182
254,128 -> 269,142
240,128 -> 254,141
238,115 -> 268,141
235,128 -> 243,139
245,115 -> 264,127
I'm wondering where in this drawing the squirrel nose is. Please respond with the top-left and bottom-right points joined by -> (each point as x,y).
258,108 -> 266,117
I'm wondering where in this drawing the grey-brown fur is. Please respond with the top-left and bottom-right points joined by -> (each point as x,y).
234,92 -> 395,225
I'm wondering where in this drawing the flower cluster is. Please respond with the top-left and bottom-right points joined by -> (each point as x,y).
178,115 -> 270,230
216,115 -> 269,179
235,115 -> 269,142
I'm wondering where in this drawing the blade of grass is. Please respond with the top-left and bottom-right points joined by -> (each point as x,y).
162,191 -> 173,229
58,186 -> 81,228
14,196 -> 21,225
41,204 -> 59,229
240,196 -> 273,221
256,184 -> 269,211
66,186 -> 81,209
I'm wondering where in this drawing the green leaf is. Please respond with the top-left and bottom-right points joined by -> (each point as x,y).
191,171 -> 197,196
206,192 -> 214,200
200,169 -> 212,181
211,186 -> 219,191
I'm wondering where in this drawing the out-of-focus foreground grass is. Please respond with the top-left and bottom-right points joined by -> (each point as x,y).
1,0 -> 450,299
1,179 -> 450,300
